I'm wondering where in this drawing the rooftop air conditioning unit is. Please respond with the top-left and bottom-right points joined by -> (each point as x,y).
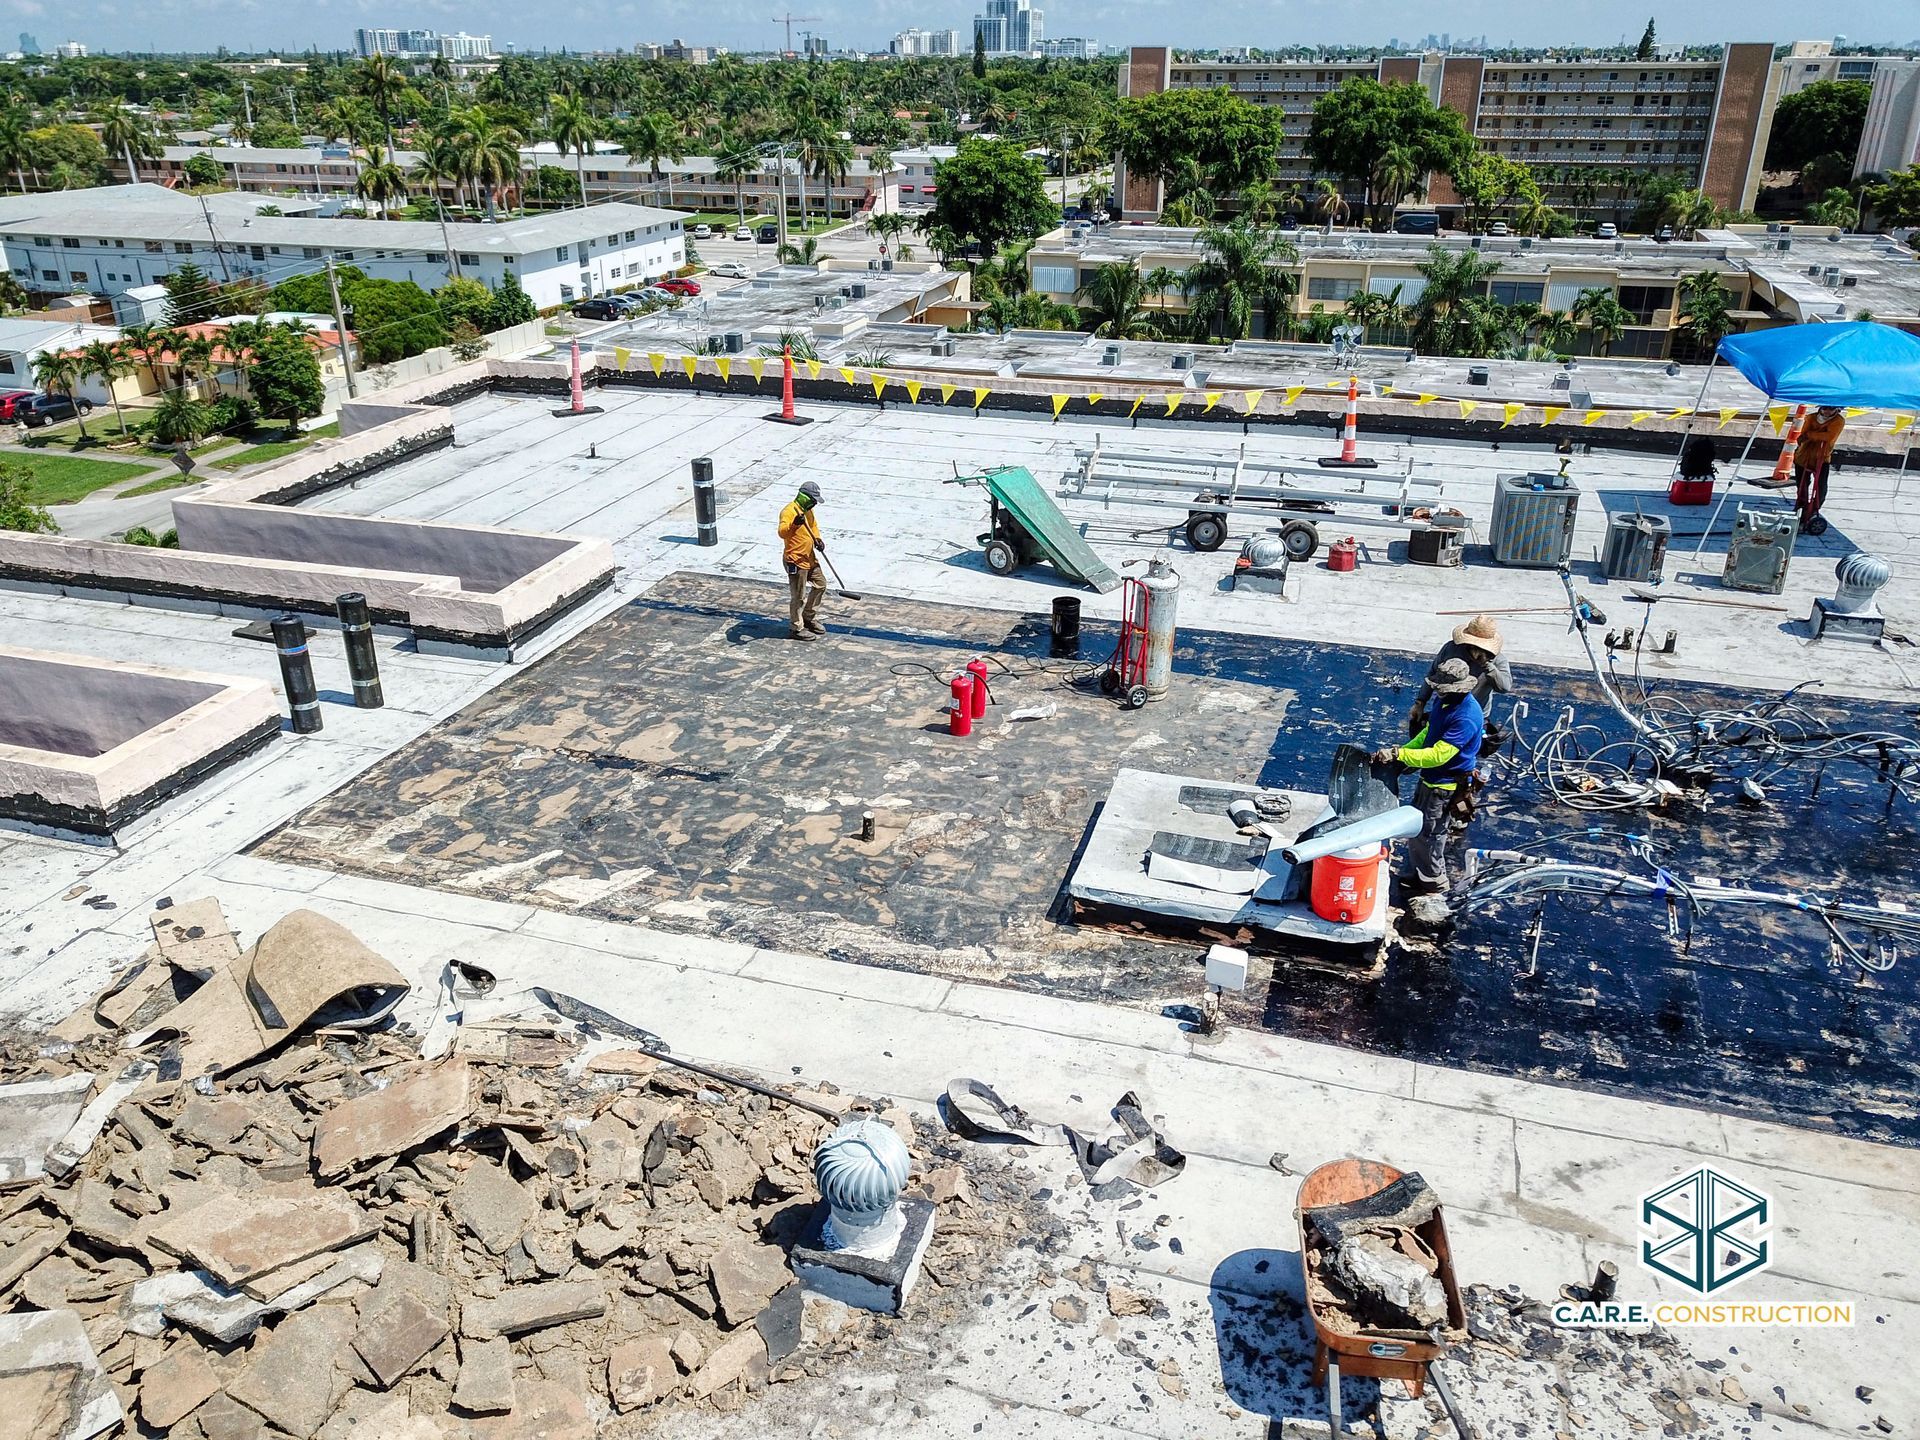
1570,389 -> 1592,409
1766,222 -> 1783,234
1550,371 -> 1571,391
1807,264 -> 1822,276
930,338 -> 956,356
881,259 -> 894,272
849,282 -> 869,298
1841,275 -> 1858,287
867,258 -> 881,270
1171,351 -> 1194,370
723,330 -> 745,354
1776,238 -> 1791,251
1468,365 -> 1491,386
1101,344 -> 1121,366
1520,236 -> 1534,250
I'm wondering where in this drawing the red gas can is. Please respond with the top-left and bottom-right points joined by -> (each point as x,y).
1328,537 -> 1359,572
1667,477 -> 1713,506
965,659 -> 991,719
949,674 -> 975,737
1309,843 -> 1382,924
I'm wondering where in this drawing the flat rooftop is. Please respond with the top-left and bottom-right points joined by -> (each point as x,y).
598,263 -> 963,338
0,386 -> 1915,1437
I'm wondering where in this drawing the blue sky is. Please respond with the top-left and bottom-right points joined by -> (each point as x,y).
20,1 -> 1915,59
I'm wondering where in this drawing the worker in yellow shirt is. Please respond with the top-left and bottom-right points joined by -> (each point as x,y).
777,480 -> 828,640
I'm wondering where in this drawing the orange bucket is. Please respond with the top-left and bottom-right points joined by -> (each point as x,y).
1309,843 -> 1381,924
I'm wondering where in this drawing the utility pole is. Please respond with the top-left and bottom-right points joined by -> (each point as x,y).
436,200 -> 462,279
284,86 -> 299,128
241,80 -> 253,128
1061,126 -> 1070,211
325,255 -> 358,399
197,196 -> 233,283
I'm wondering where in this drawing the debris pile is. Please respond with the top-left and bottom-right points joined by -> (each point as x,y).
0,901 -> 1026,1439
1302,1170 -> 1459,1337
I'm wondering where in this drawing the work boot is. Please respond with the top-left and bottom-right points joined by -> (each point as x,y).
804,619 -> 827,635
788,627 -> 820,641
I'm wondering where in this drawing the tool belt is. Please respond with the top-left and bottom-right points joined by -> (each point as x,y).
1447,767 -> 1490,822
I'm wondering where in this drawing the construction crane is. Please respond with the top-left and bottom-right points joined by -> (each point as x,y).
772,12 -> 821,55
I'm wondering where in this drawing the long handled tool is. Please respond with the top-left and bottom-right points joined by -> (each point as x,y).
820,551 -> 863,601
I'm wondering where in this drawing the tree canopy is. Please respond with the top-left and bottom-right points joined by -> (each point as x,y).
1114,88 -> 1284,200
924,137 -> 1056,258
1306,80 -> 1475,226
246,327 -> 327,435
1766,80 -> 1871,172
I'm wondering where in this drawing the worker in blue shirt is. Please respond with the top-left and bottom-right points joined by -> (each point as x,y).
1375,657 -> 1486,894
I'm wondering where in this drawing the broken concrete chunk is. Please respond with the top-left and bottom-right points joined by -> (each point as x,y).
0,1309 -> 124,1440
352,1292 -> 451,1389
0,1222 -> 71,1295
460,1280 -> 607,1340
0,1072 -> 94,1186
460,1380 -> 593,1440
452,1336 -> 516,1415
448,1161 -> 537,1256
311,1060 -> 471,1180
225,1302 -> 359,1440
139,1343 -> 222,1429
607,1336 -> 677,1411
687,1327 -> 767,1400
669,1329 -> 704,1373
707,1241 -> 793,1329
1106,1283 -> 1155,1318
195,1392 -> 268,1440
150,897 -> 242,979
171,1094 -> 260,1151
125,1270 -> 271,1344
148,1185 -> 377,1287
45,1061 -> 156,1180
1328,1231 -> 1448,1328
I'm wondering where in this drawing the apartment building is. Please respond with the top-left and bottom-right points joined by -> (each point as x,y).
891,147 -> 958,210
1116,45 -> 1777,222
1773,42 -> 1920,177
1023,224 -> 1920,356
0,188 -> 688,311
137,146 -> 365,197
892,29 -> 959,57
529,154 -> 905,220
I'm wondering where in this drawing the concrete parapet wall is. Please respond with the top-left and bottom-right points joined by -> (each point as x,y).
0,646 -> 279,837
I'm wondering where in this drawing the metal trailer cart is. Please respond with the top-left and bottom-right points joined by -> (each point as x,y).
1297,1158 -> 1474,1440
948,464 -> 1122,593
1061,435 -> 1467,562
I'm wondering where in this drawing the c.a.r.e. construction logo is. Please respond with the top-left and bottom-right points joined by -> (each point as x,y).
1553,1166 -> 1853,1330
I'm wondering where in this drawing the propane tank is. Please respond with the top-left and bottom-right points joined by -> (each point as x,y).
965,658 -> 991,719
949,673 -> 975,737
1140,556 -> 1180,700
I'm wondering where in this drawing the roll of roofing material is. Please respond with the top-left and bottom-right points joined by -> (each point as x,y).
1280,805 -> 1423,867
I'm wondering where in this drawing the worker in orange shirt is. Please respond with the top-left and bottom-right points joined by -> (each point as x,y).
1792,405 -> 1845,532
777,480 -> 828,640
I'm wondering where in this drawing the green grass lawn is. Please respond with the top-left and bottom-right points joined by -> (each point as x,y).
17,420 -> 142,451
685,212 -> 769,230
8,451 -> 157,506
120,472 -> 203,498
209,422 -> 339,472
142,435 -> 241,460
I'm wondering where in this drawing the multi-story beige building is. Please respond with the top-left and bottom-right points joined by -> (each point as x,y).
1117,45 -> 1778,223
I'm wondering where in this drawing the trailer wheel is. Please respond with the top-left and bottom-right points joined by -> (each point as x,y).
1124,684 -> 1150,710
1185,513 -> 1228,552
1803,514 -> 1829,536
1281,520 -> 1321,561
983,538 -> 1019,575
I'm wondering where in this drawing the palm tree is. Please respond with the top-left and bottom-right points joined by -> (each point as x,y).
1805,187 -> 1860,231
1314,179 -> 1349,233
1536,310 -> 1578,356
1572,287 -> 1631,356
1181,223 -> 1300,342
776,236 -> 821,266
1677,271 -> 1733,355
173,332 -> 219,399
1373,146 -> 1422,229
410,135 -> 465,211
715,141 -> 758,223
120,323 -> 176,394
548,91 -> 596,208
455,111 -> 524,220
356,156 -> 409,218
1077,262 -> 1152,338
790,116 -> 832,228
359,54 -> 407,158
30,351 -> 88,439
1344,285 -> 1403,344
1411,246 -> 1503,356
622,111 -> 682,205
100,106 -> 160,184
0,111 -> 31,193
79,340 -> 133,437
807,133 -> 855,221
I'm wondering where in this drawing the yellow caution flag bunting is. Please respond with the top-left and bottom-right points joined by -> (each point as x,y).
838,367 -> 856,386
1164,394 -> 1182,416
1541,406 -> 1566,426
1458,400 -> 1479,420
647,353 -> 666,377
749,357 -> 766,384
972,387 -> 990,410
1203,391 -> 1221,413
804,358 -> 821,380
1767,403 -> 1789,434
1583,409 -> 1606,426
940,383 -> 956,404
1051,394 -> 1070,418
1717,406 -> 1740,428
1667,407 -> 1694,420
1893,414 -> 1915,436
1501,402 -> 1524,427
1629,410 -> 1654,426
1086,392 -> 1103,407
1843,406 -> 1867,419
1128,396 -> 1145,419
715,357 -> 731,383
1242,390 -> 1265,413
871,374 -> 887,399
905,379 -> 922,404
1380,384 -> 1395,397
681,355 -> 698,380
612,346 -> 631,371
1414,394 -> 1438,407
1283,386 -> 1306,406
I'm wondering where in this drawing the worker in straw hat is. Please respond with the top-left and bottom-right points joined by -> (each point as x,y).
777,480 -> 828,640
1409,614 -> 1512,737
1375,656 -> 1487,896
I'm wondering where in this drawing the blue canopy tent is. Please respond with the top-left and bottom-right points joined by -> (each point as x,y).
1693,322 -> 1920,555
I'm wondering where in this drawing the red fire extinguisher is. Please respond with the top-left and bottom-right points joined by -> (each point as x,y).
949,673 -> 975,737
965,658 -> 991,720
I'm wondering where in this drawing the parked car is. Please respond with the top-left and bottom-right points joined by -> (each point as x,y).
571,298 -> 625,320
1654,225 -> 1675,243
1277,214 -> 1299,231
636,287 -> 677,304
0,389 -> 36,422
733,226 -> 753,242
709,262 -> 754,279
16,393 -> 92,428
1596,222 -> 1619,240
1391,212 -> 1441,236
1488,221 -> 1510,236
756,223 -> 780,244
658,277 -> 701,297
692,224 -> 712,239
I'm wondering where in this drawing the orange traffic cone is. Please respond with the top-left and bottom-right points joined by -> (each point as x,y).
1318,375 -> 1378,469
766,344 -> 813,426
1768,404 -> 1807,484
